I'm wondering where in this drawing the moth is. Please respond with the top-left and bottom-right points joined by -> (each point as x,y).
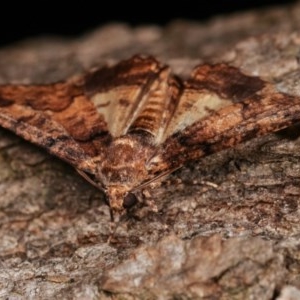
0,55 -> 300,222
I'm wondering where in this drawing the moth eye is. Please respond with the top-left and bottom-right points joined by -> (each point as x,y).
123,193 -> 138,209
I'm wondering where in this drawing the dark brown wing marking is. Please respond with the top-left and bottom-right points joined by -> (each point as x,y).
0,83 -> 92,166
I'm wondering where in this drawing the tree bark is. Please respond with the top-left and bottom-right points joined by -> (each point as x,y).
1,2 -> 300,299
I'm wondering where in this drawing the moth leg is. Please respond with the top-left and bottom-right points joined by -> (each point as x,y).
142,189 -> 158,213
133,176 -> 170,214
107,220 -> 120,244
199,180 -> 219,189
107,212 -> 131,244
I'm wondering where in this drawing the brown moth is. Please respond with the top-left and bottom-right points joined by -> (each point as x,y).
0,55 -> 300,222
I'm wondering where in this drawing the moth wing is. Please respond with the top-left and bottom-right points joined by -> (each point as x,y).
0,56 -> 166,171
147,64 -> 300,177
0,83 -> 94,167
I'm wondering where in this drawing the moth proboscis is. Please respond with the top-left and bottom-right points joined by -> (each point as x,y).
0,55 -> 300,222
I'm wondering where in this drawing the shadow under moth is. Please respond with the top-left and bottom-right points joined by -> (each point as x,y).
0,55 -> 300,222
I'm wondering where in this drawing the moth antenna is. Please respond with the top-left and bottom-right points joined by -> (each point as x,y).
132,166 -> 181,192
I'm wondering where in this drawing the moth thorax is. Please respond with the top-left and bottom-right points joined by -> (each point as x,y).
100,136 -> 151,186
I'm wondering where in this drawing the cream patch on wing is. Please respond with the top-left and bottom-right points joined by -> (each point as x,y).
91,85 -> 144,137
162,89 -> 232,141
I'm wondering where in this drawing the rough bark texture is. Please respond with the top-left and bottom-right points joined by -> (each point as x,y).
1,2 -> 300,299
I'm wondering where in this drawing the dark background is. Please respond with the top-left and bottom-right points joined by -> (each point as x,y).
0,0 -> 296,47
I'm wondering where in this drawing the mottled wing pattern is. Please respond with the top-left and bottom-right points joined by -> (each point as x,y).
147,64 -> 300,177
0,83 -> 92,166
0,56 -> 168,168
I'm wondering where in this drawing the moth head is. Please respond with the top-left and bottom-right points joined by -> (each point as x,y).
106,186 -> 138,222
